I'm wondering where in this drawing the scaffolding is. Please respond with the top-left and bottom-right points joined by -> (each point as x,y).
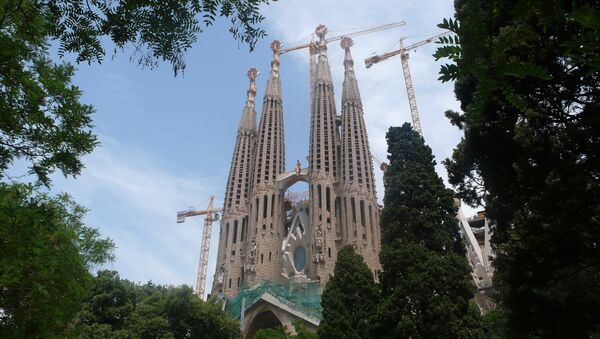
225,280 -> 323,321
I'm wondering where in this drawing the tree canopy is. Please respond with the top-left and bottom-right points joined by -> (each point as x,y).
374,124 -> 482,339
68,270 -> 242,338
2,0 -> 272,74
318,245 -> 378,339
0,182 -> 114,338
253,320 -> 317,339
436,0 -> 600,336
1,0 -> 272,185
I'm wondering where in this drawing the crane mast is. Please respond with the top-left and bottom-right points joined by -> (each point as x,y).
399,38 -> 422,136
176,196 -> 223,299
364,31 -> 451,137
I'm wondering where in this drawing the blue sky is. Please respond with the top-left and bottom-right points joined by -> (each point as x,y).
33,0 -> 477,297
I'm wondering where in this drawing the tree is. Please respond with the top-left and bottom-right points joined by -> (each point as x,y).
292,321 -> 318,339
4,0 -> 272,74
0,183 -> 114,338
1,0 -> 272,185
1,2 -> 97,185
318,245 -> 378,339
373,124 -> 482,338
254,321 -> 317,339
254,326 -> 288,339
70,270 -> 242,338
436,0 -> 600,336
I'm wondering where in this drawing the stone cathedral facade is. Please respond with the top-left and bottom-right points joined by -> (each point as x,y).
211,26 -> 381,301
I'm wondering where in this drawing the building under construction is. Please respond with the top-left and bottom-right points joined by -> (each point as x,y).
209,24 -> 381,336
202,24 -> 495,337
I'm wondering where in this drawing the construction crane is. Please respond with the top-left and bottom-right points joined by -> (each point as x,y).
277,21 -> 406,93
365,31 -> 451,137
176,196 -> 223,300
280,21 -> 406,54
371,152 -> 389,173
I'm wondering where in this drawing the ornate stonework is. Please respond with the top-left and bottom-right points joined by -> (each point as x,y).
212,25 -> 381,297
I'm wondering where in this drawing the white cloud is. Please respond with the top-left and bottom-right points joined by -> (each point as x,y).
54,137 -> 224,295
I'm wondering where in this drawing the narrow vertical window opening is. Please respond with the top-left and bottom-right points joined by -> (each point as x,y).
263,195 -> 268,218
225,223 -> 230,246
233,220 -> 238,244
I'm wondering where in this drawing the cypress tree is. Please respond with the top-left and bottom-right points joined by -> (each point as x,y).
374,123 -> 482,338
318,245 -> 378,339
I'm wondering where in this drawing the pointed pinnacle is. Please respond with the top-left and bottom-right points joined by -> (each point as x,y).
340,37 -> 355,72
245,67 -> 259,108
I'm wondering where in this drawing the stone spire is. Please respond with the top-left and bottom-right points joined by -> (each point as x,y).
245,40 -> 286,285
340,37 -> 361,102
308,24 -> 341,284
239,67 -> 259,131
212,68 -> 259,297
339,38 -> 381,272
265,40 -> 282,98
314,25 -> 333,84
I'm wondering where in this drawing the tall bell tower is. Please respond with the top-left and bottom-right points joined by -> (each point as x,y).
213,68 -> 258,297
338,37 -> 381,272
245,41 -> 286,286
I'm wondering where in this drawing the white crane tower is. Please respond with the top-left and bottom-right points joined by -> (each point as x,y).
176,196 -> 222,299
365,31 -> 451,137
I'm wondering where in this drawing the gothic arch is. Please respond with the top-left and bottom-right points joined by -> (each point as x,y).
245,309 -> 283,339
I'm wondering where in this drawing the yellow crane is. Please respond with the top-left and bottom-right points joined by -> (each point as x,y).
365,31 -> 451,137
176,196 -> 222,299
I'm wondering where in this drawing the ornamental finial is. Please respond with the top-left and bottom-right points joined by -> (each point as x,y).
340,37 -> 354,72
270,40 -> 282,77
315,24 -> 328,60
246,67 -> 259,107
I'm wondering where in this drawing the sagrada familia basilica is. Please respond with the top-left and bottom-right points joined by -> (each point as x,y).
209,25 -> 494,337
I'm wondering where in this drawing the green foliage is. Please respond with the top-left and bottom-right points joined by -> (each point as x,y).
4,0 -> 273,74
0,183 -> 114,338
374,124 -> 482,338
318,245 -> 378,339
254,321 -> 317,339
69,270 -> 242,338
254,326 -> 288,339
1,0 -> 97,185
1,0 -> 273,185
481,309 -> 507,339
292,321 -> 317,339
436,0 -> 600,336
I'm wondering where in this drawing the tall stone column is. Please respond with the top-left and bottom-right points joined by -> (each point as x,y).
212,68 -> 258,297
245,41 -> 286,286
339,37 -> 381,274
308,25 -> 342,284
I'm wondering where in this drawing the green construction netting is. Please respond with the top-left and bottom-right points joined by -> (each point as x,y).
225,280 -> 323,321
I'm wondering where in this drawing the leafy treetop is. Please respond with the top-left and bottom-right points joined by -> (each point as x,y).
0,183 -> 114,338
435,0 -> 600,336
